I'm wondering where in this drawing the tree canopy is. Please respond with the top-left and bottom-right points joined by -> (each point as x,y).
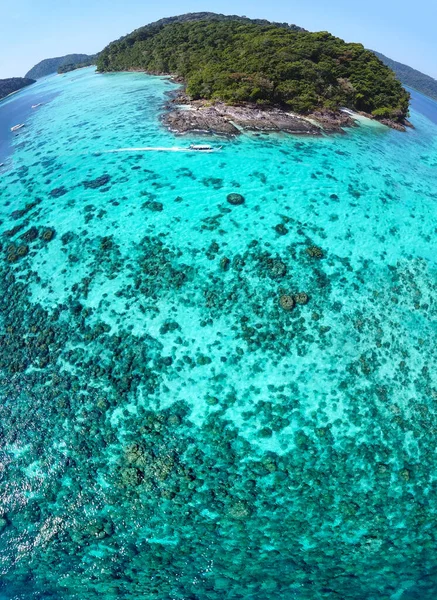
97,14 -> 409,121
373,50 -> 437,102
25,54 -> 95,79
58,56 -> 97,74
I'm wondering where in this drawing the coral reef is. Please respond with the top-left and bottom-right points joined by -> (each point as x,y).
306,245 -> 324,259
0,66 -> 435,600
294,292 -> 309,305
41,227 -> 56,242
83,174 -> 111,189
279,294 -> 295,310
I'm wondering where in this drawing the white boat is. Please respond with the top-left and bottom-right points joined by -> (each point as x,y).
11,124 -> 25,132
189,144 -> 221,152
31,103 -> 42,109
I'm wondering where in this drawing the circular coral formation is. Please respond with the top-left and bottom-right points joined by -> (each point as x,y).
306,245 -> 324,258
6,252 -> 18,263
226,193 -> 245,206
41,228 -> 55,242
294,292 -> 309,305
16,245 -> 29,257
279,294 -> 295,311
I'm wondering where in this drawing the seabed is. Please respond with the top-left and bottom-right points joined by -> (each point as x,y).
0,67 -> 436,599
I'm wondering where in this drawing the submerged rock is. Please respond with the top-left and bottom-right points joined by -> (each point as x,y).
227,193 -> 245,206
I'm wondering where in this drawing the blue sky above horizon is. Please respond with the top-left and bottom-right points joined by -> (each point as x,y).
1,0 -> 436,80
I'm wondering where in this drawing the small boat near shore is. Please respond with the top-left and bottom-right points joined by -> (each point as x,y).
189,144 -> 222,152
11,123 -> 25,132
31,103 -> 43,109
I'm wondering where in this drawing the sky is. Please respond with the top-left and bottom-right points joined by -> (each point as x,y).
0,0 -> 436,80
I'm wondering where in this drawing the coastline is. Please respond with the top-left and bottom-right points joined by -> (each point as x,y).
0,84 -> 34,104
161,98 -> 411,138
0,77 -> 36,104
161,94 -> 357,137
112,71 -> 409,137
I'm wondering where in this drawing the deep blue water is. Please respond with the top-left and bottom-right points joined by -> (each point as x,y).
0,84 -> 58,162
407,87 -> 437,125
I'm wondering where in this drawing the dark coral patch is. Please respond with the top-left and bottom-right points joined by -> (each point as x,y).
83,174 -> 111,189
143,201 -> 163,212
20,227 -> 39,243
50,187 -> 68,198
227,193 -> 245,206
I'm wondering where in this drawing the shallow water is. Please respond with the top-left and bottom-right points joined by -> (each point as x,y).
0,67 -> 436,599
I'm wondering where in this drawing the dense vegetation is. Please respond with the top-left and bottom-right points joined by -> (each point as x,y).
58,55 -> 97,74
97,13 -> 409,121
0,77 -> 35,101
373,50 -> 437,102
25,54 -> 95,79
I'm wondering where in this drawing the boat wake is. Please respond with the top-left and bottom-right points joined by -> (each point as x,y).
98,145 -> 220,154
101,146 -> 188,153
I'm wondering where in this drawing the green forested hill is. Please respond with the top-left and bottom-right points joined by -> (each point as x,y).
57,55 -> 98,74
372,51 -> 437,102
97,13 -> 409,122
25,54 -> 95,79
0,77 -> 35,101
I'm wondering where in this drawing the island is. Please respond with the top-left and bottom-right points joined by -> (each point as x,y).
25,54 -> 96,79
57,56 -> 98,74
0,77 -> 35,101
97,12 -> 410,136
372,50 -> 437,102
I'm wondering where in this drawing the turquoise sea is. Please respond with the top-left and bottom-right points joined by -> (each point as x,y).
0,67 -> 436,599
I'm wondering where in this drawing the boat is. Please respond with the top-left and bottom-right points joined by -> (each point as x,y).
0,163 -> 4,168
31,103 -> 42,109
11,124 -> 25,132
189,144 -> 222,152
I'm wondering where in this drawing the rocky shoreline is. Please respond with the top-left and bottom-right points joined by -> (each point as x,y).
162,95 -> 357,137
160,86 -> 411,137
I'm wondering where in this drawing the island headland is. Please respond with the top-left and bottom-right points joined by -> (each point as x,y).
97,12 -> 411,137
25,54 -> 96,79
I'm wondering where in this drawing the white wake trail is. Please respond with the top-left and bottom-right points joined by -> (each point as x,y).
100,146 -> 196,154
